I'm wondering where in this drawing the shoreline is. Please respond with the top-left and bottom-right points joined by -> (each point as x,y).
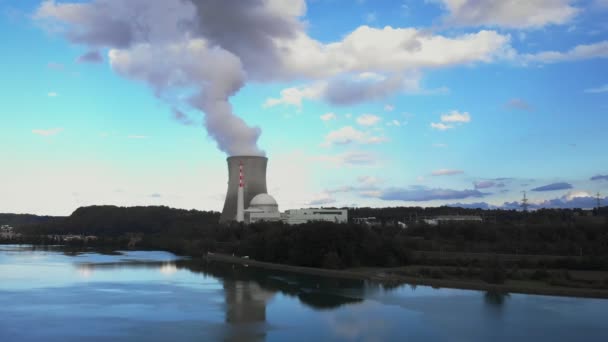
206,253 -> 608,300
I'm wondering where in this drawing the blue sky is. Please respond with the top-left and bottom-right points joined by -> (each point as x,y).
1,0 -> 607,215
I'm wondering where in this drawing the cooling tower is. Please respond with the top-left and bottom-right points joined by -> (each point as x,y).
220,156 -> 268,223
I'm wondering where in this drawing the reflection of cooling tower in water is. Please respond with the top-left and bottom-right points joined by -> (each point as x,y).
224,281 -> 274,324
223,280 -> 275,341
220,156 -> 268,223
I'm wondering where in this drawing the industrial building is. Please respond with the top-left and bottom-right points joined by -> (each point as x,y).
423,215 -> 483,226
220,155 -> 348,225
281,209 -> 348,225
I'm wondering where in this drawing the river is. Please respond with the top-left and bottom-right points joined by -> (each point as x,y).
0,245 -> 606,341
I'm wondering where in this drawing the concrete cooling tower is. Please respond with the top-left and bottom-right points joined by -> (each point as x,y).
220,156 -> 268,223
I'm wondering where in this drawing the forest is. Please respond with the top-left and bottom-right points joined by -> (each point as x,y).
8,205 -> 608,272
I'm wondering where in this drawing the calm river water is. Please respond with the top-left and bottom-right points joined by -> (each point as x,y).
0,245 -> 607,341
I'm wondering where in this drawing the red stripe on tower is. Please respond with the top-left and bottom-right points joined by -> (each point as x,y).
239,162 -> 243,188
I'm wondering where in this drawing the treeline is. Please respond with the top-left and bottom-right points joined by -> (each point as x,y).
18,205 -> 220,236
13,205 -> 608,271
349,205 -> 608,225
0,213 -> 60,227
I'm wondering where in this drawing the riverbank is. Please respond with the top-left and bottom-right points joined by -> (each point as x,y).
206,253 -> 608,299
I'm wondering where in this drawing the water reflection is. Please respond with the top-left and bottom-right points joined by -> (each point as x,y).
484,291 -> 510,307
3,246 -> 608,342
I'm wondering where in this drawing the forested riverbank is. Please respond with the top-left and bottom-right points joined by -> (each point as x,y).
3,205 -> 608,296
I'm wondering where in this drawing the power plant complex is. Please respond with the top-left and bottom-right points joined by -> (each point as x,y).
219,156 -> 347,225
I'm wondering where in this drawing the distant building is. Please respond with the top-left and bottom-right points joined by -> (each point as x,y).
423,215 -> 483,226
281,209 -> 348,225
353,217 -> 381,227
244,193 -> 282,224
1,225 -> 16,239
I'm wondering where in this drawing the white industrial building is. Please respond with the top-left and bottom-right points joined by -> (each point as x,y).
244,194 -> 282,223
281,209 -> 348,225
240,193 -> 348,225
423,215 -> 483,226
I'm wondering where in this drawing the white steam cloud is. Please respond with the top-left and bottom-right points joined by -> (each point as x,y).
36,0 -> 517,156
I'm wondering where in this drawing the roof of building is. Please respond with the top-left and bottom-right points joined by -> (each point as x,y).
249,193 -> 278,207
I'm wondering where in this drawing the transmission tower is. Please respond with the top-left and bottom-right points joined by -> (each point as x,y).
597,192 -> 602,211
521,191 -> 529,212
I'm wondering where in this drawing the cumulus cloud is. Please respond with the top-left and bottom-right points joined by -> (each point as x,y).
433,0 -> 579,28
77,50 -> 103,63
523,40 -> 608,63
531,182 -> 573,191
367,186 -> 487,201
323,73 -> 420,106
356,114 -> 381,126
591,174 -> 608,181
431,110 -> 471,130
441,110 -> 471,123
320,112 -> 337,121
34,0 -> 517,156
265,73 -> 422,108
264,83 -> 325,108
430,122 -> 453,131
584,84 -> 608,93
506,98 -> 532,111
432,169 -> 464,176
321,126 -> 387,147
32,128 -> 63,136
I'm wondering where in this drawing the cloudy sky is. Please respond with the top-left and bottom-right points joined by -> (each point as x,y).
1,0 -> 607,215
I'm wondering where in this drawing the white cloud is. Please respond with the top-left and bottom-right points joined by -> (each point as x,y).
321,126 -> 387,147
523,40 -> 608,63
307,192 -> 336,206
432,169 -> 464,176
264,83 -> 325,108
386,120 -> 401,127
441,110 -> 471,123
431,110 -> 470,130
32,128 -> 63,137
277,26 -> 512,80
585,84 -> 608,93
563,190 -> 591,201
384,104 -> 395,112
433,0 -> 579,28
430,122 -> 453,131
47,92 -> 58,97
356,114 -> 381,126
320,112 -> 337,121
